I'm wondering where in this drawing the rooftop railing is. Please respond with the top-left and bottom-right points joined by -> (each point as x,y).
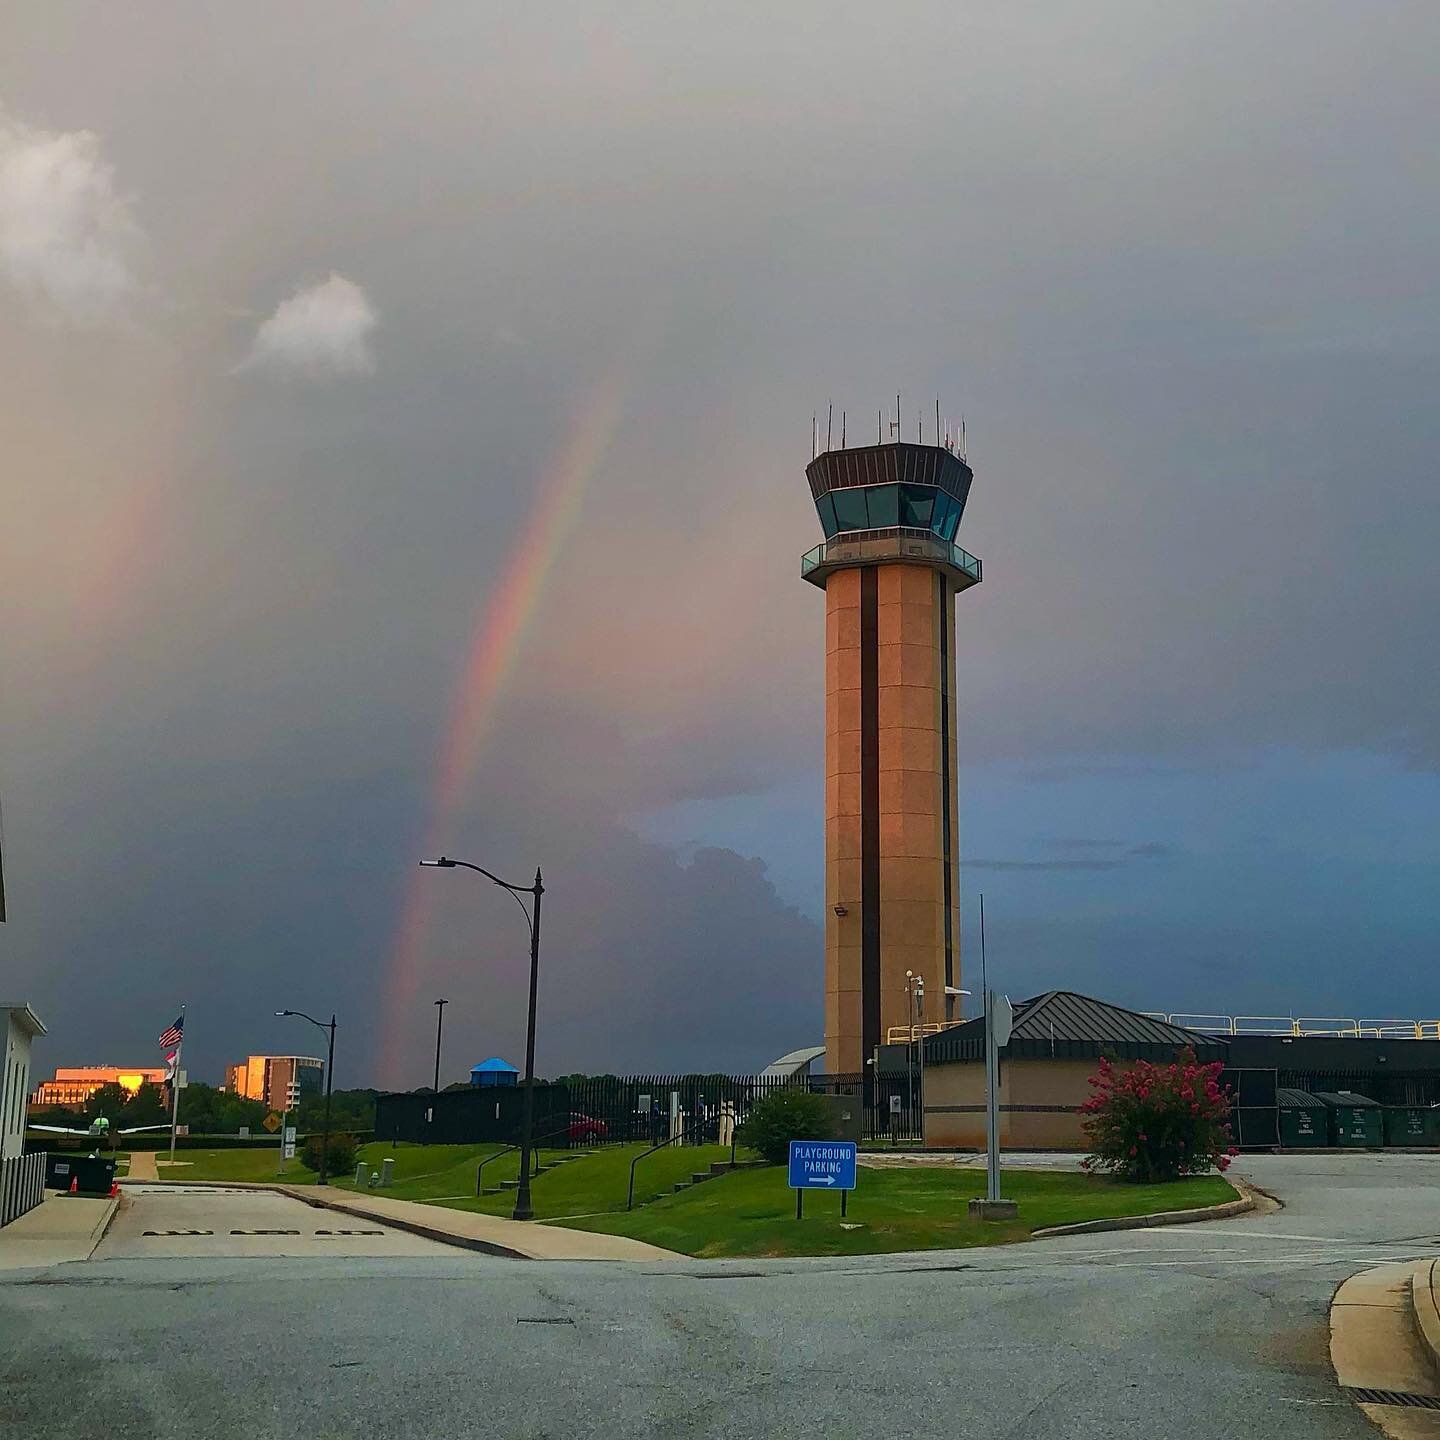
801,528 -> 982,584
1147,1013 -> 1440,1040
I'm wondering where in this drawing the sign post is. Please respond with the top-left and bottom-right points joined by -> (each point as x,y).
787,1139 -> 858,1219
970,989 -> 1018,1220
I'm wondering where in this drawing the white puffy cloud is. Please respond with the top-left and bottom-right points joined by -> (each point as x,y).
0,108 -> 142,324
239,272 -> 377,378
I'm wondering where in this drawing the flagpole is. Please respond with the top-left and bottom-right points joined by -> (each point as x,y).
168,1006 -> 185,1162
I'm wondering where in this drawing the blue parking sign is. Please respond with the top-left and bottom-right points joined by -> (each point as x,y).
787,1139 -> 857,1191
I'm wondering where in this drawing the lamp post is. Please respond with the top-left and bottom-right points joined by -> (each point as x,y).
904,972 -> 916,1141
276,1009 -> 336,1185
433,998 -> 448,1095
421,856 -> 544,1221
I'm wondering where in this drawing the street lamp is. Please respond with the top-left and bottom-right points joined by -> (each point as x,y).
276,1009 -> 337,1185
905,972 -> 926,1145
433,998 -> 448,1095
420,855 -> 544,1221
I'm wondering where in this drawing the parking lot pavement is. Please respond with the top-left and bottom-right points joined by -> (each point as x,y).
5,1155 -> 1439,1440
95,1184 -> 454,1259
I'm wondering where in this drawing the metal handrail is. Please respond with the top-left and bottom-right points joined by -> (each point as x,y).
1149,1011 -> 1440,1040
626,1120 -> 713,1211
800,530 -> 981,581
885,1020 -> 965,1044
474,1122 -> 583,1197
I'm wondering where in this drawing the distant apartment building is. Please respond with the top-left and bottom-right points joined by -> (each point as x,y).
224,1055 -> 322,1112
29,1065 -> 168,1110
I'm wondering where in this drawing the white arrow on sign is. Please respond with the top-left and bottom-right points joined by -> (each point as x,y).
811,1175 -> 836,1185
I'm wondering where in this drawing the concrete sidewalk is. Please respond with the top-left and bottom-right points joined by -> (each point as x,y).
125,1151 -> 158,1181
1331,1259 -> 1440,1438
0,1192 -> 118,1271
279,1185 -> 680,1261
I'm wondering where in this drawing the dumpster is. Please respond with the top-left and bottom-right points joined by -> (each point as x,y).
1276,1089 -> 1327,1148
1384,1105 -> 1440,1147
44,1152 -> 78,1189
48,1154 -> 117,1195
1314,1091 -> 1383,1147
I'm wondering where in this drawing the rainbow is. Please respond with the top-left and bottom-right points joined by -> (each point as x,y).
379,369 -> 631,1083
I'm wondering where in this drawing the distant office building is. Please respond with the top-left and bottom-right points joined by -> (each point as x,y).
469,1057 -> 518,1088
29,1064 -> 167,1110
224,1055 -> 322,1112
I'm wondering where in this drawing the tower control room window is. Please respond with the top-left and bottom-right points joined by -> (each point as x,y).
900,484 -> 934,529
864,483 -> 900,528
816,492 -> 839,537
831,487 -> 869,533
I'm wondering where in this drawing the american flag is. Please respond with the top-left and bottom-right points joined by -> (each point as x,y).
158,1016 -> 183,1049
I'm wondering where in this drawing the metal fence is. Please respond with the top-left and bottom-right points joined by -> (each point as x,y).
375,1072 -> 925,1147
562,1073 -> 926,1145
1,1151 -> 45,1227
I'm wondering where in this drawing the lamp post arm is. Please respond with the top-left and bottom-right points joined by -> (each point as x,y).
439,859 -> 537,895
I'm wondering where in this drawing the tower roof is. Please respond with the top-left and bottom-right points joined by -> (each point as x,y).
806,441 -> 973,512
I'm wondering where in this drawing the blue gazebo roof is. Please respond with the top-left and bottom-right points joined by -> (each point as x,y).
470,1057 -> 518,1075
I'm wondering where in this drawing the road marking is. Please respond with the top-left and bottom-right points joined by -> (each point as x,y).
314,1230 -> 386,1236
141,1229 -> 214,1236
229,1229 -> 302,1236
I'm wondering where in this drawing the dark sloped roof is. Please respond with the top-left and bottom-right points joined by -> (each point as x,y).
1010,991 -> 1212,1048
926,990 -> 1228,1065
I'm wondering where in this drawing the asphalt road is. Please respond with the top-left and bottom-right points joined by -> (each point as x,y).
93,1184 -> 453,1260
3,1156 -> 1438,1440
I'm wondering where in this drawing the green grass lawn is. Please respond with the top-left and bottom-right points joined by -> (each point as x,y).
557,1164 -> 1238,1258
327,1141 -> 743,1220
140,1148 -> 319,1184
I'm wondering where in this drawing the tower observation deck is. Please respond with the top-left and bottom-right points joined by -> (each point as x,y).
800,440 -> 981,1075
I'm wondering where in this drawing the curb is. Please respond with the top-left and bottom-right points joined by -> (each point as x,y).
1412,1258 -> 1440,1368
276,1186 -> 531,1261
85,1193 -> 121,1256
1031,1180 -> 1254,1238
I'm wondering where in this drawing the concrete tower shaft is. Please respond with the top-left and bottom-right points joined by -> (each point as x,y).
801,441 -> 981,1076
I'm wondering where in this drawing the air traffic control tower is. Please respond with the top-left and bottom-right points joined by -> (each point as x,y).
801,437 -> 981,1075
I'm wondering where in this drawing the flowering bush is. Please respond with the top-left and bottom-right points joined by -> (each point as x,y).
1079,1050 -> 1238,1183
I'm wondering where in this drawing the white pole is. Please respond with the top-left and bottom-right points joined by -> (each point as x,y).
168,1008 -> 185,1162
916,978 -> 926,1145
985,989 -> 1001,1202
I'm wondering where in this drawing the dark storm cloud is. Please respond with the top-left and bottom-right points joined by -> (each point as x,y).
2,2 -> 1438,1080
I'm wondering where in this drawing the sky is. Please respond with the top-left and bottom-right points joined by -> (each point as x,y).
2,3 -> 1438,1089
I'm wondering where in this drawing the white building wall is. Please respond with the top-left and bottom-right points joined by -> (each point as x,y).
2,1013 -> 35,1161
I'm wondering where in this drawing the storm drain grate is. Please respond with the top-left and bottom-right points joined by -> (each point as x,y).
1344,1387 -> 1440,1410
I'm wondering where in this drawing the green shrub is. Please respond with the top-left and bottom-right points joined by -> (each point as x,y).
300,1132 -> 359,1176
736,1088 -> 835,1165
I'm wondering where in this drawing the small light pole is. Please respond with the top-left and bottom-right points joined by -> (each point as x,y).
421,856 -> 544,1221
915,973 -> 926,1145
433,998 -> 448,1095
277,1009 -> 336,1185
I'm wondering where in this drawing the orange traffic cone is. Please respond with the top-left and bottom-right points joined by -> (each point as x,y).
69,1175 -> 78,1194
